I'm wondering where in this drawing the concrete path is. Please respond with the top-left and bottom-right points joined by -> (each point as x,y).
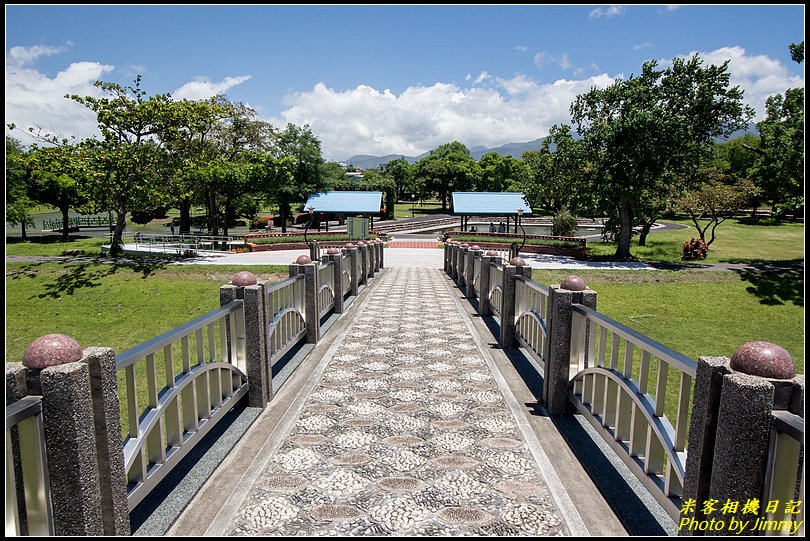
202,268 -> 588,536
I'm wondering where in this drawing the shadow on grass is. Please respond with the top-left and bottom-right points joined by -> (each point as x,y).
8,260 -> 170,300
735,267 -> 804,306
5,234 -> 96,244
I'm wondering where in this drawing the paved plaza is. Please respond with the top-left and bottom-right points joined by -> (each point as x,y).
202,268 -> 586,536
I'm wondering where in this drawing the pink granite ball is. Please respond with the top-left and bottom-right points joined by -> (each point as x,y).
23,334 -> 83,369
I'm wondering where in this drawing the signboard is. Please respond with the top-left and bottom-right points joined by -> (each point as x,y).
347,217 -> 369,240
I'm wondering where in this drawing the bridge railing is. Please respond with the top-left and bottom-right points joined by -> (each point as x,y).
569,303 -> 696,519
5,243 -> 385,535
263,274 -> 307,365
762,411 -> 804,535
5,396 -> 54,536
116,300 -> 247,511
442,246 -> 804,533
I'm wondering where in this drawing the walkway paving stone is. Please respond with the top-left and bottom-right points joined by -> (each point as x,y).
223,268 -> 569,536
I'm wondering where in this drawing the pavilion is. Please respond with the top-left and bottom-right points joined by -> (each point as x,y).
302,191 -> 384,231
451,192 -> 533,234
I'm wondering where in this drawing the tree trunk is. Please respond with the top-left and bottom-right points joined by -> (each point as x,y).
280,203 -> 288,234
60,205 -> 70,242
208,190 -> 220,237
20,221 -> 28,240
179,199 -> 192,234
223,197 -> 231,238
638,220 -> 655,247
615,199 -> 633,259
110,209 -> 127,256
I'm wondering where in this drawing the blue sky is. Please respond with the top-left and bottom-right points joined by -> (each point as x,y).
5,4 -> 805,160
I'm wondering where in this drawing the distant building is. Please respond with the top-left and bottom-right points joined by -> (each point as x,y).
346,171 -> 363,181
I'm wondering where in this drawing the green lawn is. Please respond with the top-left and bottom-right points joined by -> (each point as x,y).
587,218 -> 804,265
393,201 -> 447,219
530,269 -> 804,373
5,262 -> 288,363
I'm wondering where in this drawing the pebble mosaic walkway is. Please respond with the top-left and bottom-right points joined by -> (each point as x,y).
223,268 -> 569,536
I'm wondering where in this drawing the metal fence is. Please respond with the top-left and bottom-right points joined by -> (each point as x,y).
569,304 -> 696,520
514,276 -> 549,366
126,233 -> 245,254
763,411 -> 805,535
5,396 -> 54,536
263,275 -> 307,365
489,262 -> 504,321
318,262 -> 336,319
115,300 -> 248,510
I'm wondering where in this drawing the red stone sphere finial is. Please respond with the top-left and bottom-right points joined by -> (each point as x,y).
561,275 -> 587,291
470,245 -> 481,251
295,255 -> 312,265
23,334 -> 83,369
510,257 -> 527,266
485,250 -> 499,257
327,247 -> 341,255
231,271 -> 257,286
345,243 -> 356,249
730,342 -> 796,379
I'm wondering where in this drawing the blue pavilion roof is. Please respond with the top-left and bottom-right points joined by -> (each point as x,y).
451,192 -> 533,215
303,191 -> 383,214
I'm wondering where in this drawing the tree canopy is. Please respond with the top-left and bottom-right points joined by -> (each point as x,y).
571,55 -> 753,258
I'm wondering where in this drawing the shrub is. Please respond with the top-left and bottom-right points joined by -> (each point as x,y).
682,238 -> 708,260
250,216 -> 275,229
551,206 -> 579,237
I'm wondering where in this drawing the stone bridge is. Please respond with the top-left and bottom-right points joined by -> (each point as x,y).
6,242 -> 804,537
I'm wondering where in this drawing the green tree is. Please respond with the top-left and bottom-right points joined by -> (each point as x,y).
752,43 -> 804,219
789,41 -> 804,64
26,145 -> 92,242
269,124 -> 327,232
5,137 -> 36,239
67,76 -> 179,254
571,55 -> 753,258
476,153 -> 527,193
675,172 -> 760,247
161,96 -> 232,234
520,124 -> 587,215
415,141 -> 476,210
711,134 -> 762,216
384,157 -> 414,201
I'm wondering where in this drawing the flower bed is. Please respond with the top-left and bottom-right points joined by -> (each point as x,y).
446,231 -> 587,259
244,232 -> 379,252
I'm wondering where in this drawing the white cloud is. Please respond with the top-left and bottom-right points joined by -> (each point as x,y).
558,53 -> 571,70
6,44 -> 69,67
663,46 -> 805,120
666,5 -> 681,11
534,51 -> 548,68
589,5 -> 626,19
634,42 -> 653,51
515,45 -> 528,53
474,71 -> 490,84
171,75 -> 252,100
5,45 -> 114,144
270,75 -> 616,160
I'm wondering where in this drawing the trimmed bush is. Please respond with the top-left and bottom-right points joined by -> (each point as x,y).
551,207 -> 579,237
682,238 -> 709,260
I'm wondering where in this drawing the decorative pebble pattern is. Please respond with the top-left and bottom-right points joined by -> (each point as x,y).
227,268 -> 566,536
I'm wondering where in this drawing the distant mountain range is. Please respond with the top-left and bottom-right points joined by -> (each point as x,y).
341,123 -> 757,170
341,138 -> 545,170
